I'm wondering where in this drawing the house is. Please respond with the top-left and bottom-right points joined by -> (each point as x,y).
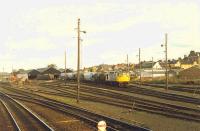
179,51 -> 200,69
42,67 -> 61,79
28,69 -> 40,80
9,69 -> 29,84
135,61 -> 163,70
180,59 -> 198,69
96,64 -> 113,72
168,59 -> 181,69
113,64 -> 127,71
134,61 -> 176,78
178,66 -> 200,80
14,69 -> 29,81
187,51 -> 200,63
36,67 -> 61,80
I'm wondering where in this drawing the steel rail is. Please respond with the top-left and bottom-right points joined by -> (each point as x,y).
0,92 -> 55,131
0,99 -> 21,131
38,82 -> 200,122
0,89 -> 151,131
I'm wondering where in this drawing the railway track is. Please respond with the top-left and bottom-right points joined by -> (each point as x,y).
127,84 -> 200,105
38,80 -> 200,106
133,83 -> 200,95
58,81 -> 200,105
0,91 -> 54,131
0,99 -> 19,131
33,81 -> 200,122
0,84 -> 150,131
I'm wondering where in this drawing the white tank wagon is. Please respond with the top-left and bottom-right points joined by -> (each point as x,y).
61,72 -> 77,81
60,72 -> 76,80
83,72 -> 96,81
16,74 -> 29,85
16,74 -> 28,81
60,73 -> 66,80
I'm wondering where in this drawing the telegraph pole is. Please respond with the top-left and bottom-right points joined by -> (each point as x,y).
77,18 -> 80,103
64,49 -> 67,85
77,18 -> 86,103
139,48 -> 141,87
161,33 -> 168,91
165,33 -> 168,91
127,54 -> 129,73
152,57 -> 154,80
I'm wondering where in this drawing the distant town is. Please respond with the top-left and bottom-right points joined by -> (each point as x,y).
1,50 -> 200,84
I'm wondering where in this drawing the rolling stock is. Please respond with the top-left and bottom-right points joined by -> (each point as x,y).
63,71 -> 130,87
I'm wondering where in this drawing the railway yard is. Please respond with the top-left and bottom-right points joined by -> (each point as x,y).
1,1 -> 200,131
0,80 -> 199,131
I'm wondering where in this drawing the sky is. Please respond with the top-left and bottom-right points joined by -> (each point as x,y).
0,0 -> 200,72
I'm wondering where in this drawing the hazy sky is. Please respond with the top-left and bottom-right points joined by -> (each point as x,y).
1,0 -> 200,72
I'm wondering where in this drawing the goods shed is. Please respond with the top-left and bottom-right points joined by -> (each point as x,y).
28,69 -> 40,79
42,67 -> 61,79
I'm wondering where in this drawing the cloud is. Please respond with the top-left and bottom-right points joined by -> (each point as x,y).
99,50 -> 127,64
6,37 -> 56,51
2,0 -> 200,71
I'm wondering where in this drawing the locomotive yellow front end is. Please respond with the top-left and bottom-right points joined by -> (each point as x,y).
116,73 -> 130,87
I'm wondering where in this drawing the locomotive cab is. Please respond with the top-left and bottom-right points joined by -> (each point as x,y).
105,71 -> 130,87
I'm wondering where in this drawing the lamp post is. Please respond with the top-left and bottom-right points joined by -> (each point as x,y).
77,18 -> 86,103
161,33 -> 168,91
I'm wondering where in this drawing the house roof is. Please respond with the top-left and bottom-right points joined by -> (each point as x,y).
28,69 -> 40,75
180,58 -> 195,64
42,67 -> 61,74
96,64 -> 113,72
168,59 -> 178,64
135,61 -> 165,69
159,62 -> 168,68
37,68 -> 48,73
138,61 -> 156,69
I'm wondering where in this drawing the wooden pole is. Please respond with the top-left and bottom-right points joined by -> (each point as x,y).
77,18 -> 80,103
65,49 -> 67,85
139,48 -> 141,87
152,57 -> 153,80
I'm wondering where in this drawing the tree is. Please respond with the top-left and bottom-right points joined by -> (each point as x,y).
18,69 -> 25,72
47,64 -> 57,68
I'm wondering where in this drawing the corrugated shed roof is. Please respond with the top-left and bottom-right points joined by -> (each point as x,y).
42,67 -> 61,74
37,68 -> 48,73
143,62 -> 156,68
135,61 -> 156,69
28,69 -> 40,75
